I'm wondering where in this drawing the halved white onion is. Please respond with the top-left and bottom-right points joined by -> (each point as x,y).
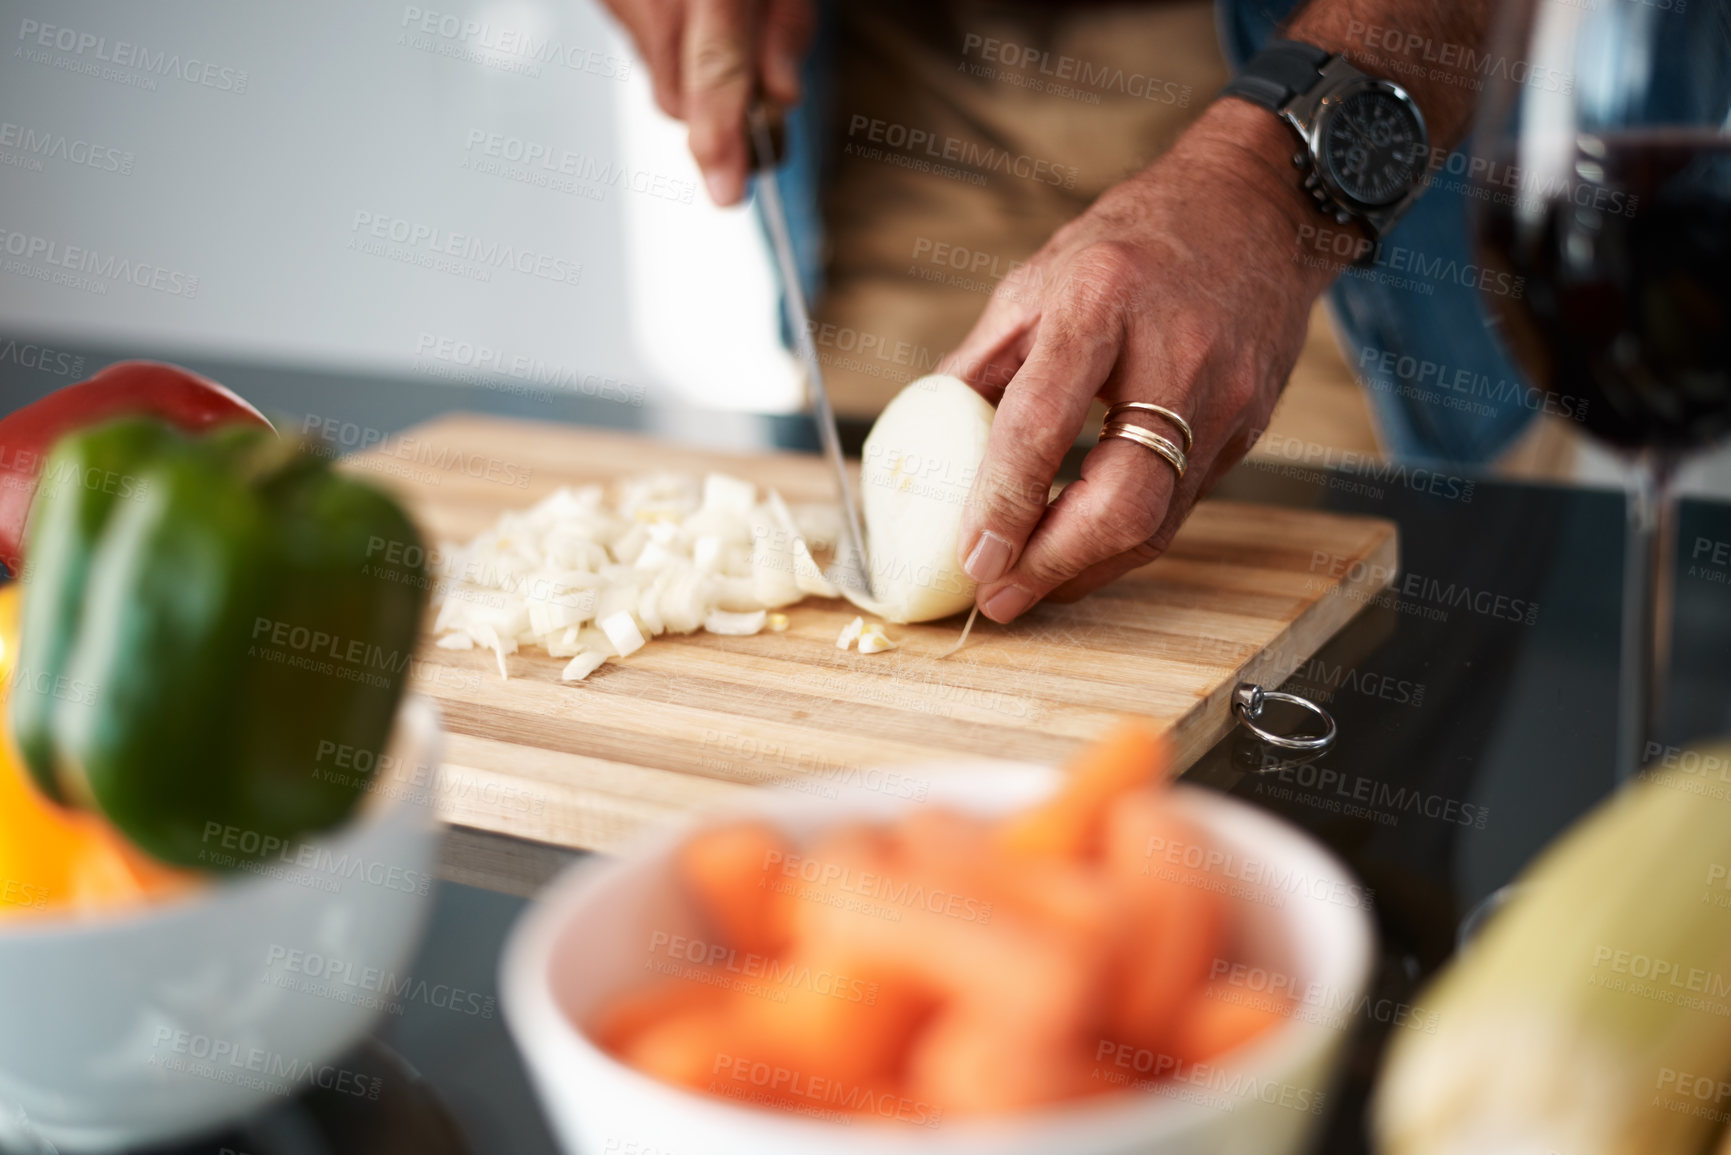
857,374 -> 995,623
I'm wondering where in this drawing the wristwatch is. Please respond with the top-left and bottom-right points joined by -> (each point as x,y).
1223,39 -> 1428,242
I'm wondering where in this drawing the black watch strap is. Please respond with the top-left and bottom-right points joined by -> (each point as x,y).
1221,39 -> 1331,111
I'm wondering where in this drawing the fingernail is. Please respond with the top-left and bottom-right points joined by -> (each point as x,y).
981,585 -> 1035,623
963,531 -> 1012,584
705,172 -> 735,206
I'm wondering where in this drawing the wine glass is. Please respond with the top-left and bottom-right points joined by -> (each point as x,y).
1472,0 -> 1731,778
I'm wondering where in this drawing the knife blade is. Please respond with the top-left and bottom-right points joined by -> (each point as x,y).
747,104 -> 875,600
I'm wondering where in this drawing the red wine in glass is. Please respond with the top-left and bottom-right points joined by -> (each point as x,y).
1477,128 -> 1731,775
1480,132 -> 1731,451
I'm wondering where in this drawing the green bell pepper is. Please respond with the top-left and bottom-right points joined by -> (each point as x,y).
10,417 -> 428,869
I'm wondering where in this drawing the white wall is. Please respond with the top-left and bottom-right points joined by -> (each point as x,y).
0,0 -> 800,412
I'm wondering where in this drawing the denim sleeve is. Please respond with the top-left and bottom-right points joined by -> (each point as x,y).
1218,0 -> 1540,464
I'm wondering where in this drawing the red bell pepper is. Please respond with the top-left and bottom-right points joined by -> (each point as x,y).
0,361 -> 271,574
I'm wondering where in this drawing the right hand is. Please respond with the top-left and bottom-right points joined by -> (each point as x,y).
598,0 -> 815,206
942,100 -> 1336,623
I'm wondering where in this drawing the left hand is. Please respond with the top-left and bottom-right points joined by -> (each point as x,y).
945,99 -> 1344,622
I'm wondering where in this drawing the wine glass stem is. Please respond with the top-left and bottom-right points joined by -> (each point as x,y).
1619,450 -> 1679,781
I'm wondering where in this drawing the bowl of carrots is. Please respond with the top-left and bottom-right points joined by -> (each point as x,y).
0,580 -> 443,1154
501,724 -> 1376,1155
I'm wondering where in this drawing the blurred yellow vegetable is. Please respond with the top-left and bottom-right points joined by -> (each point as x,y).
1375,753 -> 1731,1155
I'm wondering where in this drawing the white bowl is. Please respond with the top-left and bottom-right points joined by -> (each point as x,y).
0,695 -> 444,1153
502,763 -> 1376,1155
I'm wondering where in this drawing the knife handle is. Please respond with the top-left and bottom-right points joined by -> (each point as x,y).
747,101 -> 788,172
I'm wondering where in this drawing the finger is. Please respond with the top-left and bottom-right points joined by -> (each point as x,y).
941,277 -> 1041,403
1044,421 -> 1249,604
1042,549 -> 1156,606
649,31 -> 686,120
600,0 -> 686,119
955,304 -> 1123,592
759,0 -> 812,106
975,435 -> 1176,622
684,0 -> 756,205
1140,421 -> 1252,547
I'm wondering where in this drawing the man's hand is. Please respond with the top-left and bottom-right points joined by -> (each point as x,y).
598,0 -> 814,206
947,99 -> 1342,623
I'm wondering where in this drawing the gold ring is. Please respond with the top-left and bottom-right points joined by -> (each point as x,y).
1105,401 -> 1194,453
1100,421 -> 1187,480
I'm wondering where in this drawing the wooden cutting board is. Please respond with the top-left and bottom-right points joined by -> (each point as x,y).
345,413 -> 1397,853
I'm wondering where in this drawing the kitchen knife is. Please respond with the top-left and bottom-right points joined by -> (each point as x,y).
747,103 -> 874,600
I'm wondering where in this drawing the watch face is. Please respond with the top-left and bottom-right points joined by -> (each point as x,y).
1321,87 -> 1426,207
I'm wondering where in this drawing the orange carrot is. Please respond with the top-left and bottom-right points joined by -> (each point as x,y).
779,821 -> 909,954
610,1001 -> 737,1093
676,821 -> 796,956
1101,793 -> 1225,1050
727,953 -> 937,1085
589,980 -> 728,1054
997,721 -> 1170,860
905,1006 -> 1097,1116
1167,981 -> 1291,1062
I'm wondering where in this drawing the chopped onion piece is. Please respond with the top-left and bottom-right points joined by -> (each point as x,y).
560,651 -> 608,682
635,539 -> 680,572
636,578 -> 667,637
858,624 -> 898,654
750,510 -> 802,608
611,522 -> 650,565
435,633 -> 473,651
703,609 -> 767,636
594,580 -> 642,623
576,626 -> 616,657
766,490 -> 840,598
692,534 -> 725,574
714,574 -> 761,613
836,616 -> 865,650
701,472 -> 757,516
658,570 -> 714,634
792,540 -> 840,598
767,612 -> 789,632
547,626 -> 583,659
600,611 -> 646,657
477,622 -> 516,680
618,473 -> 699,521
